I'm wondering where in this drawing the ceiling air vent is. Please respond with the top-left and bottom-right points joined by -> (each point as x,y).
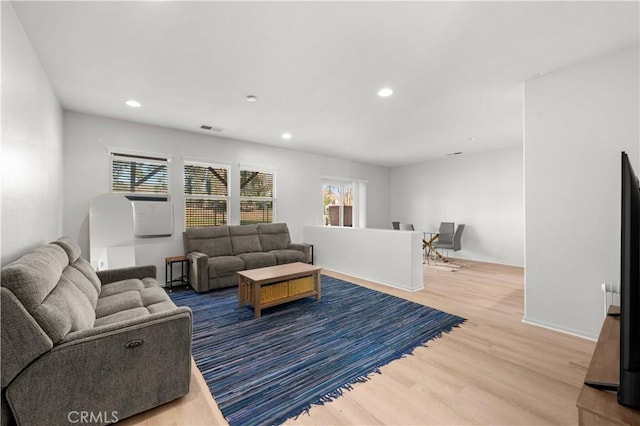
200,125 -> 223,132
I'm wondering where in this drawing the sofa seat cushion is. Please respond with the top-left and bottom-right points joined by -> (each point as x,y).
93,307 -> 150,327
96,290 -> 144,318
270,249 -> 306,265
207,256 -> 245,278
140,286 -> 170,305
95,278 -> 175,326
237,252 -> 277,270
148,301 -> 177,314
100,279 -> 144,298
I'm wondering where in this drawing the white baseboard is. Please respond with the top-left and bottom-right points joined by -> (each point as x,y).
522,316 -> 598,341
321,267 -> 424,293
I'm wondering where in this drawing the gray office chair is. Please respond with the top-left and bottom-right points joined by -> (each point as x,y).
433,224 -> 465,260
435,222 -> 455,245
392,221 -> 400,230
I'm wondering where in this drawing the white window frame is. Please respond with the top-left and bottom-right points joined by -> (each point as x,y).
321,177 -> 367,228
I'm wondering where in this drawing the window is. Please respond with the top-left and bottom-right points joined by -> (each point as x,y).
322,180 -> 366,228
323,183 -> 353,227
184,162 -> 229,228
111,152 -> 169,200
240,168 -> 275,225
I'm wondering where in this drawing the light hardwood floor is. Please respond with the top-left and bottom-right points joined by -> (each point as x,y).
122,259 -> 596,425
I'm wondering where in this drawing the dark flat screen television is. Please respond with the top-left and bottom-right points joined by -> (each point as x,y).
619,151 -> 640,408
586,151 -> 640,408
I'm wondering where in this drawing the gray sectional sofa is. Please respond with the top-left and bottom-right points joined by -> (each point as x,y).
183,223 -> 312,292
1,237 -> 192,426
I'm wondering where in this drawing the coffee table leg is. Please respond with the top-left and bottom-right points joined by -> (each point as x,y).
238,276 -> 245,307
315,270 -> 321,300
253,281 -> 261,318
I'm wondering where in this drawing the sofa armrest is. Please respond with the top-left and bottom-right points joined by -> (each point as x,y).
6,308 -> 192,426
187,251 -> 209,293
289,243 -> 313,264
1,288 -> 53,389
96,265 -> 157,284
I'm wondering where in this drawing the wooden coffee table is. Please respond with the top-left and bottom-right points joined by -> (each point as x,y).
237,262 -> 322,318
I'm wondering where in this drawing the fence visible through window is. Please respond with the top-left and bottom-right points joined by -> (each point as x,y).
240,201 -> 273,225
323,183 -> 353,227
185,199 -> 227,228
240,169 -> 275,225
184,162 -> 229,228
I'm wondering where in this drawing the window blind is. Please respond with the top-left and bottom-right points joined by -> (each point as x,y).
240,170 -> 274,197
184,162 -> 230,228
184,164 -> 228,196
111,152 -> 169,198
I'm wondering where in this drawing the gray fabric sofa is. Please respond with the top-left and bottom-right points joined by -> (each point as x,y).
183,223 -> 312,292
1,237 -> 192,426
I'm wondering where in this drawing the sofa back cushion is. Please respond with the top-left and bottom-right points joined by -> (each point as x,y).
71,257 -> 102,294
1,244 -> 97,343
184,226 -> 233,257
1,245 -> 69,311
52,236 -> 81,263
257,223 -> 291,251
53,237 -> 101,294
229,225 -> 262,255
62,266 -> 99,308
33,272 -> 96,342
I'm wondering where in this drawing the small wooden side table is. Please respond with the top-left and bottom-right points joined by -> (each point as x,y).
165,255 -> 189,292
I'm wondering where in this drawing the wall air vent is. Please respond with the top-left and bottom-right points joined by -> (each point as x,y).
200,125 -> 223,132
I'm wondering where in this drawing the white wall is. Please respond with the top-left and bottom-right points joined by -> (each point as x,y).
303,226 -> 423,291
62,111 -> 390,282
389,147 -> 524,266
524,47 -> 639,339
1,2 -> 64,266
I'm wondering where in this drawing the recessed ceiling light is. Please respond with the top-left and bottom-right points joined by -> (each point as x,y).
125,99 -> 141,108
246,95 -> 258,103
281,132 -> 292,140
377,87 -> 393,98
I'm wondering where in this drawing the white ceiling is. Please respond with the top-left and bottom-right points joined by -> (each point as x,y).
10,1 -> 640,167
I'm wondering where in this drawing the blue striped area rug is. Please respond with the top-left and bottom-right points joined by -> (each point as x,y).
170,275 -> 465,426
